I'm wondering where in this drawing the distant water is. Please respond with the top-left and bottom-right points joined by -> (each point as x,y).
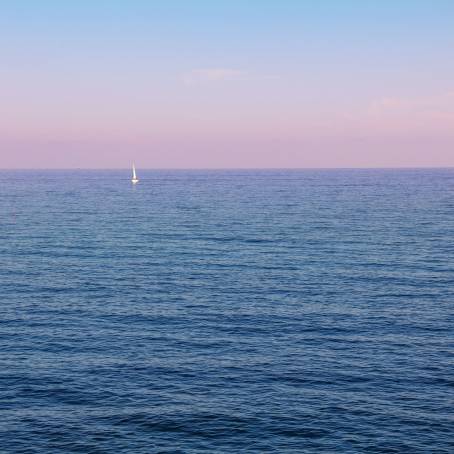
1,169 -> 453,453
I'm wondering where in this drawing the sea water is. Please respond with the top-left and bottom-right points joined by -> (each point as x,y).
1,169 -> 453,453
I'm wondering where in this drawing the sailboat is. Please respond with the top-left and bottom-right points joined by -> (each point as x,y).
131,163 -> 139,184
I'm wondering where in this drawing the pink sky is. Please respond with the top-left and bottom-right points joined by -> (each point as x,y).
1,1 -> 453,168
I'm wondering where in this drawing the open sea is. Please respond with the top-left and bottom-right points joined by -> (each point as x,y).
1,169 -> 453,453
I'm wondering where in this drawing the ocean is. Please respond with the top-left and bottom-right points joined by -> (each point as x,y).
1,169 -> 453,453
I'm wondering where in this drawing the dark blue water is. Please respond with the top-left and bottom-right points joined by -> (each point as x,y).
1,169 -> 453,453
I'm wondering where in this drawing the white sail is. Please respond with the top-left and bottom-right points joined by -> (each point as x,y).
131,163 -> 139,183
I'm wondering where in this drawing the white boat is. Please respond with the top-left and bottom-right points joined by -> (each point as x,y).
131,163 -> 139,184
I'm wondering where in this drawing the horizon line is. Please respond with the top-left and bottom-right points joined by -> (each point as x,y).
0,166 -> 453,171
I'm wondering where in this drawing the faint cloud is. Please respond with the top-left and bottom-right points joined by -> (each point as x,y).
182,68 -> 248,86
369,91 -> 454,116
182,68 -> 279,86
368,97 -> 407,115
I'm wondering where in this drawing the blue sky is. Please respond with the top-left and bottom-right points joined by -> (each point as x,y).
1,1 -> 454,168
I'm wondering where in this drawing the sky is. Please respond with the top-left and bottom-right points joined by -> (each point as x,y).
1,0 -> 453,168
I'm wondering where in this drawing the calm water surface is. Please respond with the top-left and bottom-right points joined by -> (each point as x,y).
1,169 -> 453,453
